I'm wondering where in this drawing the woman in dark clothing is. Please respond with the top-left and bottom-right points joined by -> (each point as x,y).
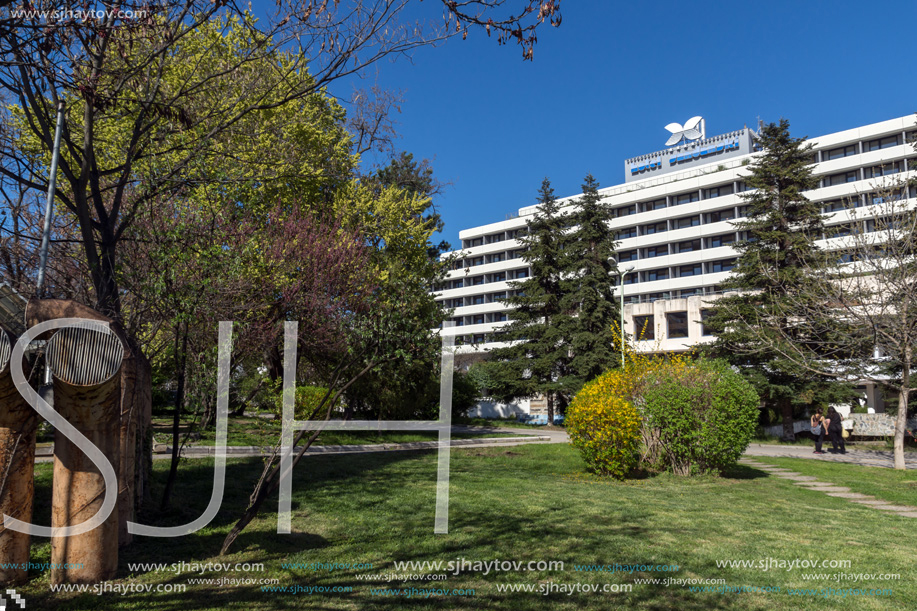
825,407 -> 846,454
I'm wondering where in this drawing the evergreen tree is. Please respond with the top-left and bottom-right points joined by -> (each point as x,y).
704,119 -> 855,440
562,174 -> 621,387
484,178 -> 573,423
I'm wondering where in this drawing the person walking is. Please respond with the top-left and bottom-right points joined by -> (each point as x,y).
825,407 -> 846,454
810,408 -> 826,454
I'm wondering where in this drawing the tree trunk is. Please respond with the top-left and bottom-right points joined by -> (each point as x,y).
160,324 -> 189,511
778,397 -> 795,442
546,392 -> 554,426
894,383 -> 908,471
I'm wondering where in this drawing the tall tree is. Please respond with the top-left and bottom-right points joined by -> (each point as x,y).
562,173 -> 620,386
484,178 -> 572,424
703,119 -> 854,440
720,166 -> 917,468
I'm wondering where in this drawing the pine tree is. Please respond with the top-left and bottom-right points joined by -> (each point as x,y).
562,173 -> 621,388
484,178 -> 573,423
704,119 -> 855,440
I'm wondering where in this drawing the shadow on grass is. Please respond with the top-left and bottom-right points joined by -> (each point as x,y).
22,448 -> 806,610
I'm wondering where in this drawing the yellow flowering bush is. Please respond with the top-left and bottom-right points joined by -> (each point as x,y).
565,372 -> 641,478
567,325 -> 696,477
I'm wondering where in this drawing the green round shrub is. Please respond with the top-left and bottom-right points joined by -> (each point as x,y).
640,359 -> 759,475
565,370 -> 642,478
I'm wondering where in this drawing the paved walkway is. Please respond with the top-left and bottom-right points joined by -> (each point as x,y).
738,457 -> 917,519
744,443 -> 917,470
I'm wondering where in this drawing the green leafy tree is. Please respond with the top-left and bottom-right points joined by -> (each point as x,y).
562,173 -> 620,387
484,178 -> 573,423
703,119 -> 855,440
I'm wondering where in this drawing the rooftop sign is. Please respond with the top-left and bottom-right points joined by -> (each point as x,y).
624,125 -> 756,183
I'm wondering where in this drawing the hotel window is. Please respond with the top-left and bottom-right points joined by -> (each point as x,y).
644,245 -> 669,258
864,161 -> 903,178
907,130 -> 917,144
472,315 -> 485,325
616,204 -> 637,217
677,264 -> 702,278
472,294 -> 485,305
472,275 -> 485,286
490,292 -> 507,302
644,268 -> 669,282
705,209 -> 736,224
667,312 -> 689,338
452,279 -> 464,289
463,237 -> 483,248
676,239 -> 701,253
866,191 -> 903,206
618,249 -> 638,262
452,318 -> 464,327
705,184 -> 734,199
487,252 -> 505,263
452,298 -> 465,308
866,134 -> 900,151
640,198 -> 666,212
509,249 -> 525,259
674,215 -> 700,229
514,268 -> 529,279
493,312 -> 508,322
623,273 -> 639,285
825,170 -> 859,186
485,233 -> 504,244
707,258 -> 736,273
453,259 -> 465,270
829,223 -> 860,238
736,181 -> 752,193
634,315 -> 655,340
491,272 -> 506,282
823,143 -> 858,160
673,192 -> 700,206
470,256 -> 484,266
706,233 -> 736,248
822,197 -> 858,212
472,334 -> 486,345
617,226 -> 638,239
680,288 -> 701,298
648,292 -> 671,302
642,221 -> 667,235
700,310 -> 713,336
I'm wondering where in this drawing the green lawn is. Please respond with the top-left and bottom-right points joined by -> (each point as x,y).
151,416 -> 527,447
750,456 -> 917,507
19,444 -> 915,610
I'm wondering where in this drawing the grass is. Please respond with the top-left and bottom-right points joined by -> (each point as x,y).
150,416 -> 527,447
749,456 -> 917,507
19,444 -> 916,610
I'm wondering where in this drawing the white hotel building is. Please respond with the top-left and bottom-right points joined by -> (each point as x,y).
435,115 -> 917,415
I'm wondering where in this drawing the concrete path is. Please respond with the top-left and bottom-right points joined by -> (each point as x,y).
35,425 -> 565,463
738,457 -> 917,519
744,443 -> 917,470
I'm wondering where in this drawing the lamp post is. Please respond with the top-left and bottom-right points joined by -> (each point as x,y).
610,258 -> 636,369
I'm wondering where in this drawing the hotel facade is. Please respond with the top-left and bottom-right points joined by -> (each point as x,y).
435,115 -> 917,416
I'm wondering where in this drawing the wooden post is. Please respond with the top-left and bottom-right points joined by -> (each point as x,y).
0,331 -> 36,586
47,327 -> 122,584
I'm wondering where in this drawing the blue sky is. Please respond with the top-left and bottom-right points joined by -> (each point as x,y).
322,1 -> 917,248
